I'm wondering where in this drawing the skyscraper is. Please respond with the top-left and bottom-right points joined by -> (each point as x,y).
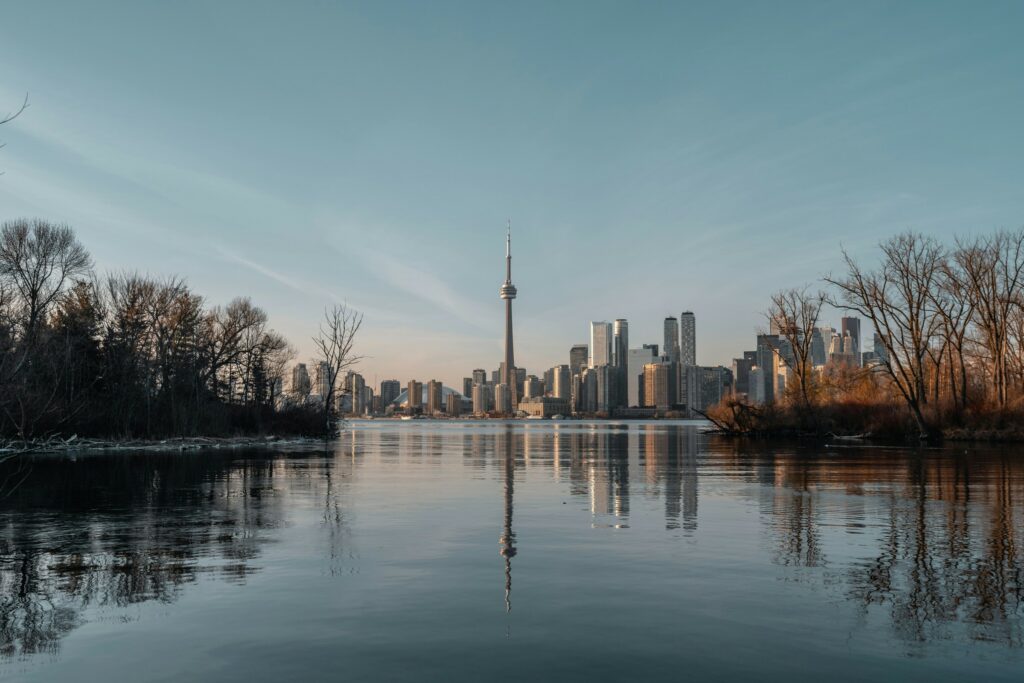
495,383 -> 512,414
348,372 -> 366,415
472,368 -> 487,386
499,223 -> 519,410
553,364 -> 571,400
643,362 -> 670,409
679,312 -> 696,367
611,319 -> 629,409
663,317 -> 680,364
841,317 -> 861,366
427,380 -> 443,415
291,363 -> 311,396
612,319 -> 629,368
472,383 -> 492,414
407,379 -> 423,412
589,322 -> 612,368
810,328 -> 826,367
380,379 -> 401,406
569,344 -> 588,375
316,360 -> 332,398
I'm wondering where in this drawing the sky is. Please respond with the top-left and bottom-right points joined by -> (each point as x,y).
2,1 -> 1023,390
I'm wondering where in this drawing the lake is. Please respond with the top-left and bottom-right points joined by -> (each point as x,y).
1,420 -> 1023,681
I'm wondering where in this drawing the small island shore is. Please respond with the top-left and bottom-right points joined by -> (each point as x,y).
0,434 -> 336,456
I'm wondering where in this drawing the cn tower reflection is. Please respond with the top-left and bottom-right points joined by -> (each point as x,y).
499,427 -> 517,613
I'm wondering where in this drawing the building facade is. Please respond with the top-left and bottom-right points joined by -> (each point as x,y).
679,311 -> 696,367
627,347 -> 657,407
643,362 -> 670,409
407,380 -> 423,413
663,317 -> 680,364
569,344 -> 588,375
589,322 -> 612,368
380,379 -> 401,406
427,380 -> 443,415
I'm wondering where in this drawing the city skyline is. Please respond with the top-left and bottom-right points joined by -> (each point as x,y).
3,2 -> 1024,389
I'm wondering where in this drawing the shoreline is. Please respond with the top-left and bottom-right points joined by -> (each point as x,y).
0,434 -> 335,456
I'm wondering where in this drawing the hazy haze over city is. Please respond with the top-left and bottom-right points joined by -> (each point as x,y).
2,1 -> 1023,388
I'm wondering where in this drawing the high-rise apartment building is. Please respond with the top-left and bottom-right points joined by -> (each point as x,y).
462,377 -> 474,398
380,379 -> 401,406
494,383 -> 512,414
427,380 -> 443,415
316,361 -> 332,399
472,368 -> 487,386
291,363 -> 311,396
446,393 -> 462,416
589,322 -> 612,368
679,312 -> 696,367
663,317 -> 680,364
553,365 -> 571,400
684,366 -> 732,415
348,372 -> 366,415
407,380 -> 423,412
472,383 -> 492,414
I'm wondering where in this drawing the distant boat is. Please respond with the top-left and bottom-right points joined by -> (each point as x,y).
551,414 -> 565,420
400,416 -> 414,421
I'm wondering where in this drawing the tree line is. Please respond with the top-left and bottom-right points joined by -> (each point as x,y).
724,228 -> 1024,440
0,218 -> 331,440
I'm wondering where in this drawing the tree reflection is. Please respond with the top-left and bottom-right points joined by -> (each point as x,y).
0,450 -> 311,659
3,425 -> 1024,661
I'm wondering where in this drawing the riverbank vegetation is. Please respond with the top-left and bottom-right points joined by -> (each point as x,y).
708,229 -> 1024,442
0,218 -> 333,440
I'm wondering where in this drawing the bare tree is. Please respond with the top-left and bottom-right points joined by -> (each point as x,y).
766,286 -> 825,429
0,219 -> 92,341
312,304 -> 363,434
826,233 -> 945,438
0,94 -> 28,128
953,229 -> 1024,408
932,257 -> 975,412
0,94 -> 28,175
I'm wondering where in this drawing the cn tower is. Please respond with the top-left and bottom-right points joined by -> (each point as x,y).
499,221 -> 518,411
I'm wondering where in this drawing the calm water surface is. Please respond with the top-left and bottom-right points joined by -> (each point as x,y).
2,421 -> 1024,681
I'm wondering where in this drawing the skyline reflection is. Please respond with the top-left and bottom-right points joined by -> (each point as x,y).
2,422 -> 1024,673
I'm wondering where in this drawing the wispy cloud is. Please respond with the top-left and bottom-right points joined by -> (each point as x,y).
319,222 -> 492,331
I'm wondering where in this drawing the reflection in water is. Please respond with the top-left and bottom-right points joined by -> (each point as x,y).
499,429 -> 517,613
2,423 -> 1024,670
0,451 -> 321,659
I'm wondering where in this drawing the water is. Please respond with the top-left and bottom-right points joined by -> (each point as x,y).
1,421 -> 1023,681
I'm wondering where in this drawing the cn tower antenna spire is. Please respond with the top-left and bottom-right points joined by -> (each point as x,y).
499,219 -> 518,413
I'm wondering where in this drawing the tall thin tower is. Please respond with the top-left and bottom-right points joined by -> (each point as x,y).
499,221 -> 518,411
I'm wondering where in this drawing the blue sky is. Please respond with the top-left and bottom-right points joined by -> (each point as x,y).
2,1 -> 1023,389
